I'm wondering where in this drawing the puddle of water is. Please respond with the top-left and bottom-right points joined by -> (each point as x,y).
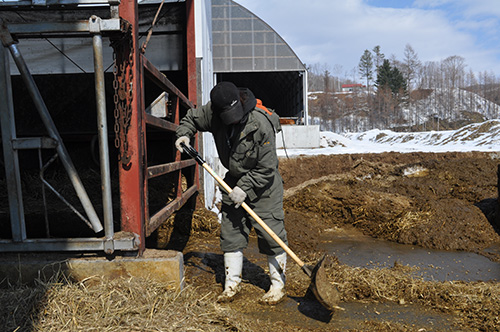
243,296 -> 470,331
330,301 -> 467,330
320,228 -> 500,282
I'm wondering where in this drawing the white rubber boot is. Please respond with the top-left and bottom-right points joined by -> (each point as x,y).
260,251 -> 287,305
217,250 -> 243,303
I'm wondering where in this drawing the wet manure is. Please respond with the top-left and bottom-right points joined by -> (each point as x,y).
324,260 -> 500,331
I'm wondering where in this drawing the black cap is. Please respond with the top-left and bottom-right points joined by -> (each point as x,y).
210,82 -> 245,125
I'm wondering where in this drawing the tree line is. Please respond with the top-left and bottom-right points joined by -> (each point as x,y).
307,44 -> 500,132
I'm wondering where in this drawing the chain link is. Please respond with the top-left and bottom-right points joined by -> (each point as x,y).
111,24 -> 134,165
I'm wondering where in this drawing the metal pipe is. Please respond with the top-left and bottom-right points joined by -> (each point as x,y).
38,148 -> 51,238
7,42 -> 103,233
0,41 -> 27,241
0,235 -> 139,252
41,176 -> 95,230
91,16 -> 114,245
39,152 -> 95,230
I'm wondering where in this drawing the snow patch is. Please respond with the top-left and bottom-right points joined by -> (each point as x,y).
278,119 -> 500,157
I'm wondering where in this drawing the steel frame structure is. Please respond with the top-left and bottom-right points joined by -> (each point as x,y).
0,0 -> 198,255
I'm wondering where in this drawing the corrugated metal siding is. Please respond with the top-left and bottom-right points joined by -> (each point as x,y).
211,0 -> 305,72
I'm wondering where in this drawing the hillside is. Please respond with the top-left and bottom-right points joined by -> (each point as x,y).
277,119 -> 500,158
308,87 -> 500,133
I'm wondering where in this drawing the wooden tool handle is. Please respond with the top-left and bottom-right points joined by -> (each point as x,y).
201,162 -> 306,268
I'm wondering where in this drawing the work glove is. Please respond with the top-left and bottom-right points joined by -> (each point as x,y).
229,186 -> 247,208
175,136 -> 190,153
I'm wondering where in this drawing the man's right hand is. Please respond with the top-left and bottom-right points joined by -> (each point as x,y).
175,136 -> 190,153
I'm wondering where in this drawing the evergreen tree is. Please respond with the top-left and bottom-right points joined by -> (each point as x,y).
390,66 -> 407,95
323,69 -> 331,92
375,59 -> 406,95
372,45 -> 385,75
358,49 -> 373,90
375,59 -> 392,91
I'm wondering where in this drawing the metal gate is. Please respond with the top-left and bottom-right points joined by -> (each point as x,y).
0,0 -> 198,255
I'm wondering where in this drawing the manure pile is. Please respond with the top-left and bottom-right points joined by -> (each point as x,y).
281,151 -> 500,254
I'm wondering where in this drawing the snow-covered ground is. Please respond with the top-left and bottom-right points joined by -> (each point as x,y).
277,119 -> 500,157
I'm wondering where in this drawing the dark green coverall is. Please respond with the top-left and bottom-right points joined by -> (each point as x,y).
176,101 -> 288,255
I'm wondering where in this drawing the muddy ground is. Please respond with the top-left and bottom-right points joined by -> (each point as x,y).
280,151 -> 500,254
154,151 -> 500,331
3,151 -> 500,331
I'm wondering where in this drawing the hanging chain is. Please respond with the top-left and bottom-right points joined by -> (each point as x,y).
111,22 -> 134,166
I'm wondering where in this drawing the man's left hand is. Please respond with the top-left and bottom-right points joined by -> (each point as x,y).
229,186 -> 247,208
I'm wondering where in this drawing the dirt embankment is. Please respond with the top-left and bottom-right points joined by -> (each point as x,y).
279,151 -> 500,255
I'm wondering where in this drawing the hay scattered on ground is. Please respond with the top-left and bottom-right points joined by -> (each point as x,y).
152,207 -> 220,249
324,260 -> 500,331
3,259 -> 500,332
1,274 -> 230,332
0,273 -> 303,332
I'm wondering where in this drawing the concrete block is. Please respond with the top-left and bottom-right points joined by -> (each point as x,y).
0,249 -> 184,288
68,250 -> 184,288
276,125 -> 320,149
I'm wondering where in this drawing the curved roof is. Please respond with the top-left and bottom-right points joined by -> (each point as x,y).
212,0 -> 306,72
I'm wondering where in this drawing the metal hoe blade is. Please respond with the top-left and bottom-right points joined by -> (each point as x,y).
308,255 -> 340,311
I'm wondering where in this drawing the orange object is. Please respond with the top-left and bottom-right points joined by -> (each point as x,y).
256,98 -> 273,115
279,118 -> 296,125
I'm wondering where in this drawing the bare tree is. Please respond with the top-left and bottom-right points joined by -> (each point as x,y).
389,54 -> 401,69
307,63 -> 328,91
465,69 -> 477,111
402,44 -> 421,94
441,55 -> 466,118
442,55 -> 466,89
332,64 -> 344,92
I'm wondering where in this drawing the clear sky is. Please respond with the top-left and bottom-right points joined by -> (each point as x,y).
234,0 -> 500,81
